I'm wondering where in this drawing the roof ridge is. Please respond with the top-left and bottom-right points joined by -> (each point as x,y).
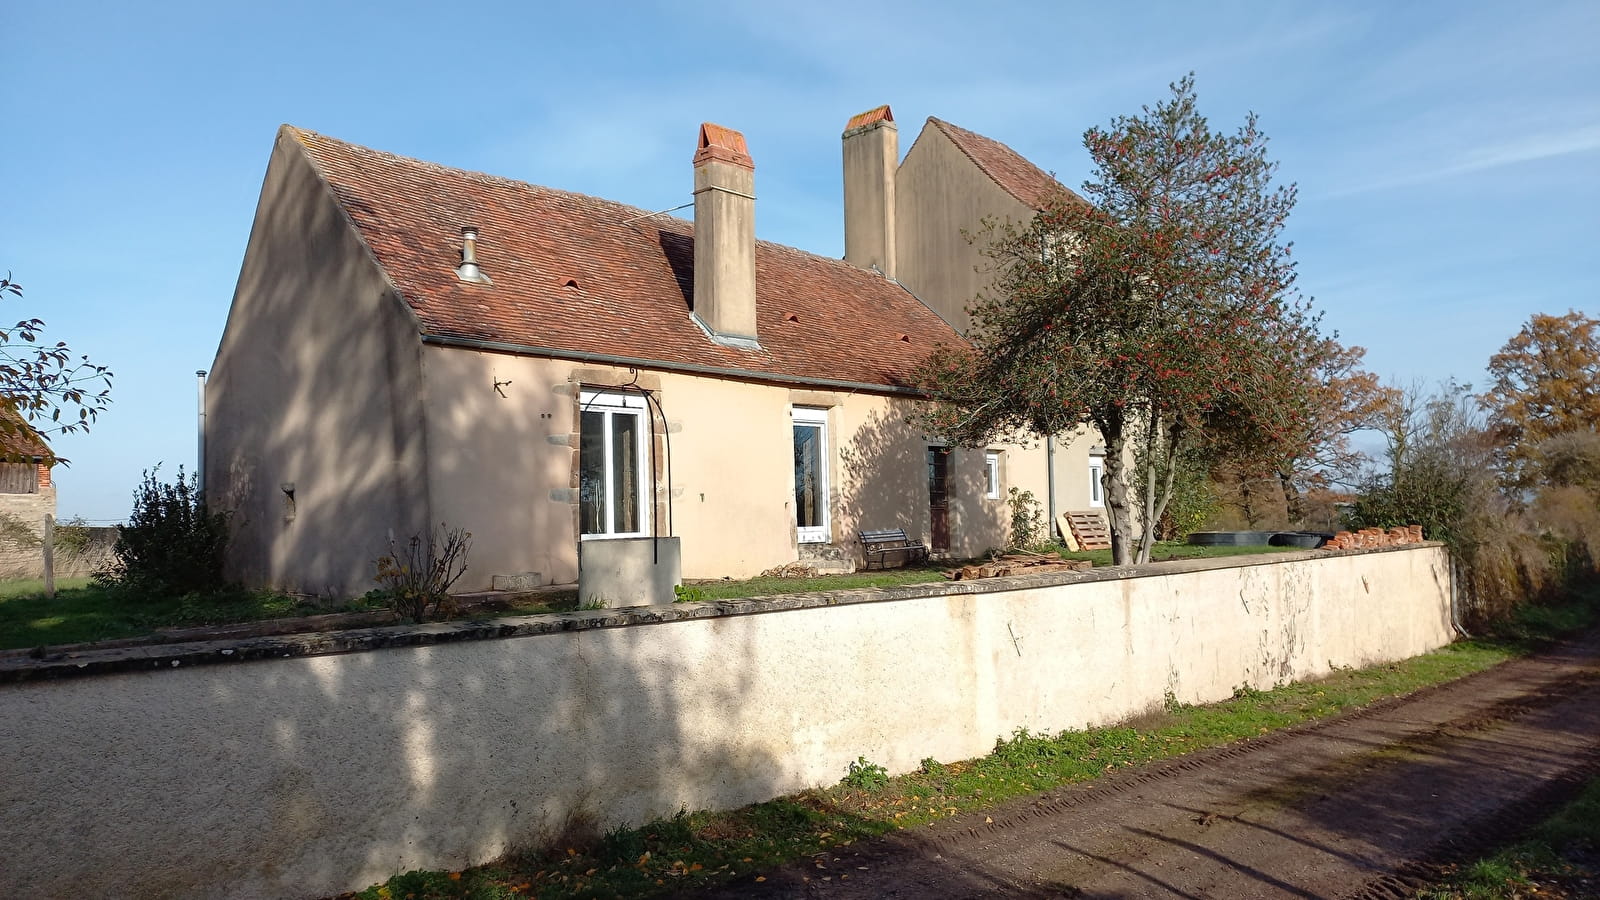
286,125 -> 666,222
289,125 -> 911,290
924,117 -> 1077,210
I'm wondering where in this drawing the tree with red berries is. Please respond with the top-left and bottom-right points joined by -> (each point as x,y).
916,76 -> 1323,564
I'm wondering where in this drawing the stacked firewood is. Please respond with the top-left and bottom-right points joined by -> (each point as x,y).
759,562 -> 820,578
945,550 -> 1093,581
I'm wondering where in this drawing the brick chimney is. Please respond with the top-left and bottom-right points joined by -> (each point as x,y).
692,122 -> 758,347
841,105 -> 897,278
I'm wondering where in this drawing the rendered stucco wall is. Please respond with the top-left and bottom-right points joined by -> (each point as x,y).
419,347 -> 1091,589
895,122 -> 1036,336
0,546 -> 1454,900
205,129 -> 430,597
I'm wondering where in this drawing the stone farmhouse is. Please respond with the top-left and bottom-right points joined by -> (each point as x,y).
205,105 -> 1104,597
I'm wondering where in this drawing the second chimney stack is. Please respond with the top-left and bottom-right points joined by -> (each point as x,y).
692,123 -> 758,347
842,105 -> 897,278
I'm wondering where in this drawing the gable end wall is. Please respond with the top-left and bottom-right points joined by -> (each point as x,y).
895,125 -> 1037,336
205,130 -> 430,597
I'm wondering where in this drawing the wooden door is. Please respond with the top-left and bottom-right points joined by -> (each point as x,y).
927,446 -> 950,552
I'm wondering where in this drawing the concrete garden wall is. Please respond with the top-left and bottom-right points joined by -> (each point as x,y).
0,545 -> 1455,899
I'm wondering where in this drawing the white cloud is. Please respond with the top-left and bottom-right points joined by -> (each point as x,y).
1326,123 -> 1600,197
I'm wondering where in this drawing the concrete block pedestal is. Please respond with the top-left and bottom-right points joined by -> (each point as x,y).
579,537 -> 682,606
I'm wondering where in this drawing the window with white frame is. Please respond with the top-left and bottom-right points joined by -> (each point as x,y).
792,407 -> 830,543
1088,456 -> 1105,508
984,451 -> 1001,500
579,390 -> 650,538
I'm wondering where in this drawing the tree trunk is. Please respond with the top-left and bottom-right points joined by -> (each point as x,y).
1098,416 -> 1136,566
1137,413 -> 1159,563
1278,469 -> 1305,527
1239,474 -> 1259,527
1145,424 -> 1184,559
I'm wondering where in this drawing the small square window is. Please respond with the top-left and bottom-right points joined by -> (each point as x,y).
984,451 -> 1001,500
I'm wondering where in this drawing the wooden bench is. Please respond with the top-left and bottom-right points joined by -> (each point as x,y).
859,528 -> 929,570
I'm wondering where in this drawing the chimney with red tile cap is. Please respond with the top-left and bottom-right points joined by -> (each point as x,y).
842,104 -> 897,278
692,122 -> 758,347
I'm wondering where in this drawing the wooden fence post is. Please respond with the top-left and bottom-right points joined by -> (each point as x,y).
42,513 -> 55,599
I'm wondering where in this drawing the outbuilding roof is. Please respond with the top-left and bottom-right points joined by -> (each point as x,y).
290,128 -> 964,391
0,404 -> 52,463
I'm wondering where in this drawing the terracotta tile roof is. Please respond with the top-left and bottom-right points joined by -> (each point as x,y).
693,123 -> 753,169
290,128 -> 962,390
927,118 -> 1083,210
0,405 -> 51,462
845,105 -> 894,132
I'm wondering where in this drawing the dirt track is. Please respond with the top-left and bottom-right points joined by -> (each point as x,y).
701,634 -> 1600,899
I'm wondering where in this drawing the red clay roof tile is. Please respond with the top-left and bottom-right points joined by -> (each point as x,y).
693,122 -> 754,169
0,405 -> 52,463
845,105 -> 894,132
927,118 -> 1082,210
290,128 -> 962,390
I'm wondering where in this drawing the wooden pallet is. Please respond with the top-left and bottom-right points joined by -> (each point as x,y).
1065,510 -> 1112,551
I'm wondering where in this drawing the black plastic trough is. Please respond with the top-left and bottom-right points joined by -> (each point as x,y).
1186,531 -> 1276,546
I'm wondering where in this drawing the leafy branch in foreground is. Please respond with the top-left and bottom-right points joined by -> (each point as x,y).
0,271 -> 113,446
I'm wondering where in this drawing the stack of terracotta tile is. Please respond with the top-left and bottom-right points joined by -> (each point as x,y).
1323,524 -> 1424,551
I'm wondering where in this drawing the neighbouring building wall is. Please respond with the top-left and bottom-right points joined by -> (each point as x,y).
0,546 -> 1455,900
206,128 -> 431,597
895,123 -> 1036,336
421,346 -> 1085,589
0,484 -> 55,537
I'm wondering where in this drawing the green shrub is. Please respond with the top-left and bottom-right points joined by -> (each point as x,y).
1345,383 -> 1578,628
52,515 -> 93,556
100,466 -> 229,598
841,756 -> 889,791
673,583 -> 706,603
1007,487 -> 1047,550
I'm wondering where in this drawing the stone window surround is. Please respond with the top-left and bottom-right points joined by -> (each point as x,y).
557,369 -> 670,544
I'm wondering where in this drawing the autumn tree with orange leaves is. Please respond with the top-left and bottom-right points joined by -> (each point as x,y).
1481,310 -> 1600,486
915,76 -> 1324,564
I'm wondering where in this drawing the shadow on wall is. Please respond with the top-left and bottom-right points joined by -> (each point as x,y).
8,615 -> 796,898
407,348 -> 555,592
838,407 -> 992,561
210,143 -> 432,598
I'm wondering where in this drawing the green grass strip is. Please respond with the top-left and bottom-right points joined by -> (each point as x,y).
0,582 -> 384,650
1419,775 -> 1600,899
0,544 -> 1292,651
348,585 -> 1597,900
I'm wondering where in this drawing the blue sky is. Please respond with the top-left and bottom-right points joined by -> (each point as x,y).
4,0 -> 1597,521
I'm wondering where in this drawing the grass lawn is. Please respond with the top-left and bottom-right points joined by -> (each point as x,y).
345,584 -> 1598,900
0,544 -> 1304,652
1058,541 -> 1298,566
1421,775 -> 1600,899
684,565 -> 956,601
0,581 -> 385,651
684,543 -> 1296,602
